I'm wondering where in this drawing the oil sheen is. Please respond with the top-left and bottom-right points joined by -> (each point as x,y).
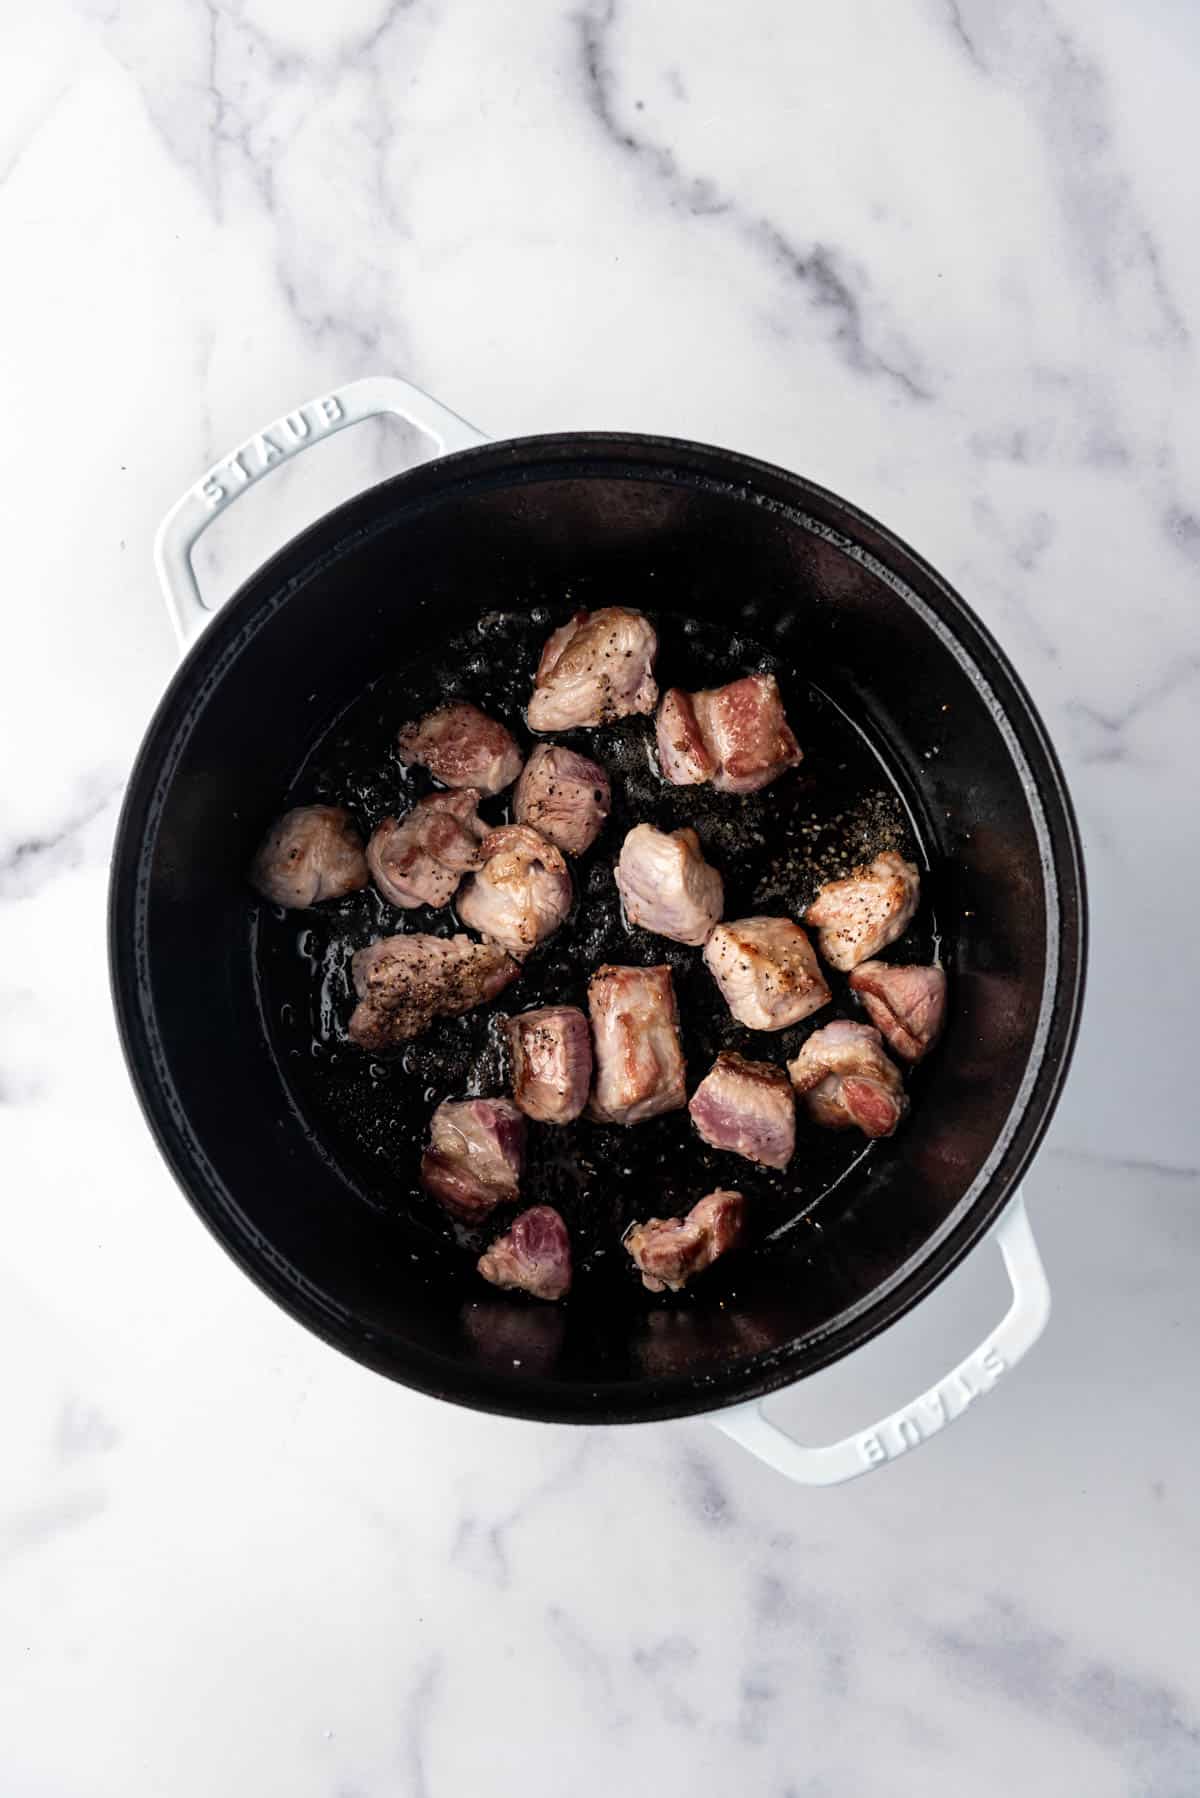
253,607 -> 936,1283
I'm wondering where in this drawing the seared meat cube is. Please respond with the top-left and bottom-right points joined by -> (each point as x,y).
478,1205 -> 572,1301
347,932 -> 519,1048
688,1051 -> 795,1169
703,917 -> 830,1031
587,964 -> 687,1126
398,701 -> 523,795
512,743 -> 611,857
250,804 -> 368,908
654,686 -> 712,787
805,850 -> 920,972
625,1189 -> 746,1293
506,1005 -> 593,1125
420,1097 -> 525,1221
615,823 -> 724,947
656,673 -> 801,794
366,790 -> 486,910
456,825 -> 573,958
849,961 -> 947,1062
787,1020 -> 907,1138
527,607 -> 658,732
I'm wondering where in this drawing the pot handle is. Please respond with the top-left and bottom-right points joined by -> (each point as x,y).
712,1190 -> 1050,1486
153,375 -> 487,648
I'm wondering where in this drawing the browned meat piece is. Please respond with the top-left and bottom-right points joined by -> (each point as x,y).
587,964 -> 686,1126
250,804 -> 368,908
420,1097 -> 525,1221
656,673 -> 802,794
787,1020 -> 908,1138
703,917 -> 831,1031
849,961 -> 947,1062
366,790 -> 486,910
805,850 -> 921,972
397,701 -> 523,795
625,1189 -> 746,1293
505,1005 -> 593,1124
527,607 -> 658,732
478,1205 -> 572,1300
456,825 -> 573,958
347,933 -> 519,1048
615,823 -> 724,947
688,1052 -> 795,1169
512,743 -> 611,857
654,686 -> 713,786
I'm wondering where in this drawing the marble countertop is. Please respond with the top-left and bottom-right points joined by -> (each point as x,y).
3,1 -> 1198,1791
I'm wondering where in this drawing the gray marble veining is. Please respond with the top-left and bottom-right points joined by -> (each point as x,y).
2,1 -> 1198,1793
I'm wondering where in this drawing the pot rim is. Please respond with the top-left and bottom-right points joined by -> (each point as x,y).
109,431 -> 1088,1423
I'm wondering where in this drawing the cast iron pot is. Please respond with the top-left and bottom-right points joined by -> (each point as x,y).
109,377 -> 1086,1486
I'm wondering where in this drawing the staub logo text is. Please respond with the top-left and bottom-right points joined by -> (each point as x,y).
857,1343 -> 1007,1468
197,394 -> 345,510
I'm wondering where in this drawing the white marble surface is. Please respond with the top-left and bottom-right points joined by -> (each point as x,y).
2,1 -> 1199,1791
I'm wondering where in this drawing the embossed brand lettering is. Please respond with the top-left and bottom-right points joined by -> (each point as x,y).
854,1349 -> 1010,1472
921,1392 -> 947,1429
893,1415 -> 921,1452
194,395 -> 346,514
951,1369 -> 978,1408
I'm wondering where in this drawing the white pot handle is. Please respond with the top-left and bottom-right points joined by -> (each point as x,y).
153,374 -> 487,648
713,1190 -> 1050,1486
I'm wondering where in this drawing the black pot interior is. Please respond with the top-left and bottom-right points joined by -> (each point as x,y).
111,437 -> 1085,1422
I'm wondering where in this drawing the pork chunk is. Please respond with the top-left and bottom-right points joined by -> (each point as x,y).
656,673 -> 801,794
688,1052 -> 795,1169
787,1020 -> 907,1138
849,961 -> 947,1062
654,686 -> 713,786
625,1189 -> 746,1293
347,932 -> 519,1048
397,701 -> 523,795
703,917 -> 830,1031
456,825 -> 573,958
506,1005 -> 593,1125
587,964 -> 687,1126
420,1097 -> 525,1221
805,850 -> 920,972
366,790 -> 486,910
615,823 -> 724,947
478,1205 -> 572,1301
250,804 -> 368,908
512,743 -> 611,857
527,607 -> 658,732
